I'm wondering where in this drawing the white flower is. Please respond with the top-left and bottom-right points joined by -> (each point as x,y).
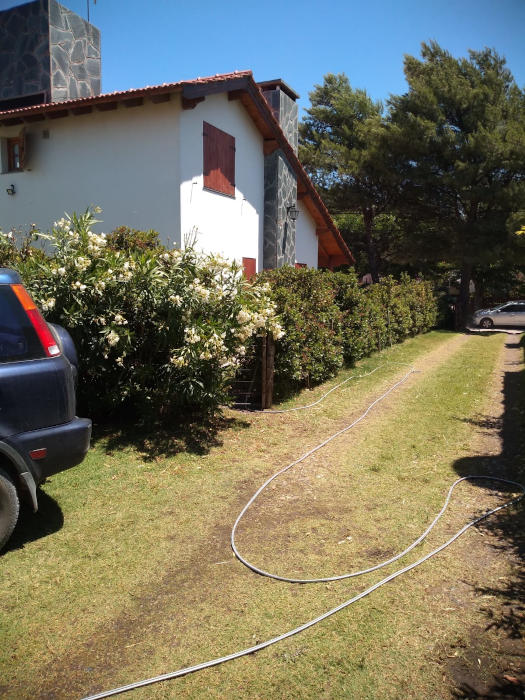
58,267 -> 66,276
169,294 -> 182,307
42,298 -> 56,311
184,327 -> 201,344
195,285 -> 210,301
170,354 -> 186,367
271,323 -> 285,340
236,309 -> 251,324
75,257 -> 90,272
107,330 -> 120,347
114,314 -> 127,326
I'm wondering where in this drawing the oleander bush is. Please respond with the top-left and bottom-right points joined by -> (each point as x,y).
0,210 -> 282,419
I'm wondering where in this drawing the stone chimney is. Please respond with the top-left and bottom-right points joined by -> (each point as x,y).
0,0 -> 100,111
258,79 -> 300,269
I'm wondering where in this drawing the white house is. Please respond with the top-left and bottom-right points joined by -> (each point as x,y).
0,0 -> 352,275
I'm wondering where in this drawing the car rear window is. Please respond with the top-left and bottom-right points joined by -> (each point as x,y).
0,286 -> 46,362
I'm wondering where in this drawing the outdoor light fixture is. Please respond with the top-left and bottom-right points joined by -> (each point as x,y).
287,204 -> 299,221
6,184 -> 15,196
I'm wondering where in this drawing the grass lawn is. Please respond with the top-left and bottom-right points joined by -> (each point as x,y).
1,329 -> 523,699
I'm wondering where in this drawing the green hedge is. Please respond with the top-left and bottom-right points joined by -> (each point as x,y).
1,211 -> 436,418
263,267 -> 437,393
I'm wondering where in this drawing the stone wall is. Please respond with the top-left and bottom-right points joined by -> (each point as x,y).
262,88 -> 298,154
49,0 -> 100,101
263,150 -> 297,269
0,0 -> 51,103
0,0 -> 100,107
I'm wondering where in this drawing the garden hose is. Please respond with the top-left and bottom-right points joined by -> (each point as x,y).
81,364 -> 524,700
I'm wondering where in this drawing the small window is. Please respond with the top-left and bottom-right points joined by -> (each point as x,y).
203,121 -> 235,197
7,135 -> 25,172
242,257 -> 256,281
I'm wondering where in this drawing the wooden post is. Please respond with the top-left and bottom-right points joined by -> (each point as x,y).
261,334 -> 267,410
264,334 -> 275,409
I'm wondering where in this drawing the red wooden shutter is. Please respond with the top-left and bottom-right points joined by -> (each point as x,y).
242,257 -> 256,281
203,121 -> 235,196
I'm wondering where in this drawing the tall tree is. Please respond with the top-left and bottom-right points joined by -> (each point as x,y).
299,74 -> 393,282
386,42 -> 525,326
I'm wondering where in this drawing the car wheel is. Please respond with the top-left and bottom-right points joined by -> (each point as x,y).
0,468 -> 19,551
479,317 -> 493,329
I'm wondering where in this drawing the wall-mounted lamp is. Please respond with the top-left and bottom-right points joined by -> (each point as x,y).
287,204 -> 299,221
6,184 -> 15,196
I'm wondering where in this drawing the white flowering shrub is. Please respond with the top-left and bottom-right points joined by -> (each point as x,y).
8,210 -> 282,418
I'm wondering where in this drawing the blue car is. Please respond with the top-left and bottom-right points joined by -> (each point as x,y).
0,269 -> 91,550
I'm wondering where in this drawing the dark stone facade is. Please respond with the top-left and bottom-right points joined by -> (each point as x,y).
0,0 -> 100,107
261,83 -> 299,268
263,149 -> 297,269
262,87 -> 298,154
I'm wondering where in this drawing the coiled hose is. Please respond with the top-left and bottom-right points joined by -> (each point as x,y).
82,364 -> 524,700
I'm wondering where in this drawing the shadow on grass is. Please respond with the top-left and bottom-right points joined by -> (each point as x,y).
450,333 -> 525,698
4,489 -> 64,553
90,412 -> 252,461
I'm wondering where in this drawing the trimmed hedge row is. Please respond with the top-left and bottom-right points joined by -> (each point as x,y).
261,267 -> 437,393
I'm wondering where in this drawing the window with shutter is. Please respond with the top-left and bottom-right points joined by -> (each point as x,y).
6,133 -> 25,172
242,257 -> 256,280
203,121 -> 235,197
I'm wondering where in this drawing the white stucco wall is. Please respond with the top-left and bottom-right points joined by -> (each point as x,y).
295,201 -> 318,268
179,93 -> 264,269
0,99 -> 181,243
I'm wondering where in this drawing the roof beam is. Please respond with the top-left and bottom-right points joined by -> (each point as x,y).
48,109 -> 68,120
23,113 -> 45,122
228,89 -> 247,101
182,96 -> 205,110
72,105 -> 93,116
150,93 -> 171,104
263,138 -> 279,156
122,97 -> 144,108
96,101 -> 118,112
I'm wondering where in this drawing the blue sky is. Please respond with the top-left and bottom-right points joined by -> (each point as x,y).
2,0 -> 524,114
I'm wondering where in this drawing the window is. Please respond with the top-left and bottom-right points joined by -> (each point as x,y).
1,132 -> 26,173
203,121 -> 235,196
242,257 -> 256,281
7,138 -> 22,171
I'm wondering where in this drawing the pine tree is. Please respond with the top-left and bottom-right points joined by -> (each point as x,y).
386,42 -> 525,326
299,74 -> 393,282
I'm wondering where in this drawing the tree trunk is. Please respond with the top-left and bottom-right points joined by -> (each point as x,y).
362,207 -> 380,283
455,261 -> 472,330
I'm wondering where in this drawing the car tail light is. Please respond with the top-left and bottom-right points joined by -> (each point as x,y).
10,284 -> 61,357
